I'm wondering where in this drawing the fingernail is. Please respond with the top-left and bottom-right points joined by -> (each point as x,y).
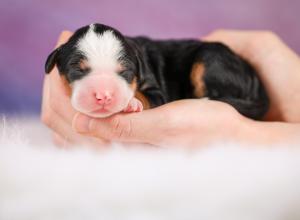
73,113 -> 92,133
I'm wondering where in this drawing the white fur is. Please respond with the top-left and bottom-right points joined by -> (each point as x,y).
70,25 -> 133,118
1,117 -> 300,220
77,26 -> 123,72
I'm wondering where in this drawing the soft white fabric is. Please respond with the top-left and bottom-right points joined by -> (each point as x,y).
0,117 -> 300,220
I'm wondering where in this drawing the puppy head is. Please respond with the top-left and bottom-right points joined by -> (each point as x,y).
45,23 -> 139,118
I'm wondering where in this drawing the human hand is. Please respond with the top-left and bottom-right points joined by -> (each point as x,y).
73,99 -> 244,147
203,30 -> 300,123
41,31 -> 109,147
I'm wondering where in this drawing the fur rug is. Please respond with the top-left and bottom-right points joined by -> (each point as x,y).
0,117 -> 300,220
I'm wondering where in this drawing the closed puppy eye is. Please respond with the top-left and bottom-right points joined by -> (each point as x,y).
78,60 -> 91,72
79,66 -> 91,73
119,70 -> 135,82
67,70 -> 87,82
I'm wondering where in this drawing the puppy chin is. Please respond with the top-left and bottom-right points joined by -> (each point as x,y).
83,110 -> 116,118
73,105 -> 121,118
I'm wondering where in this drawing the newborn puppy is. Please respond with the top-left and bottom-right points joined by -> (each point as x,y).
45,23 -> 269,119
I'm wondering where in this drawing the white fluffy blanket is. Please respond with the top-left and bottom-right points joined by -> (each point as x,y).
0,117 -> 300,220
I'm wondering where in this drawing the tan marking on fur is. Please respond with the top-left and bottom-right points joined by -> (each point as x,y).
135,91 -> 150,110
116,63 -> 124,72
60,74 -> 72,97
79,59 -> 90,70
130,77 -> 138,91
130,76 -> 150,109
190,63 -> 206,97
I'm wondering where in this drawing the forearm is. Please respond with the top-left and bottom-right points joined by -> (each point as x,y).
238,119 -> 300,146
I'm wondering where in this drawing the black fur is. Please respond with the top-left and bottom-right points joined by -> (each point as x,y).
45,23 -> 269,120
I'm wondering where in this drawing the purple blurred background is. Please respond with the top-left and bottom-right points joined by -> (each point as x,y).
1,0 -> 299,115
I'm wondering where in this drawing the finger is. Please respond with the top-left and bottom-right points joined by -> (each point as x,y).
48,31 -> 77,124
202,30 -> 254,57
48,68 -> 77,124
72,108 -> 168,145
42,30 -> 76,124
43,104 -> 82,144
42,75 -> 92,145
202,30 -> 286,64
55,30 -> 73,48
52,132 -> 71,148
44,102 -> 110,146
41,66 -> 51,122
42,68 -> 76,130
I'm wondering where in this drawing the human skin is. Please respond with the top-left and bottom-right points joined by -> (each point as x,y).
41,30 -> 300,147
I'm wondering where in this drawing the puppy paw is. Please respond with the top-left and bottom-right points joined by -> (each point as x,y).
123,97 -> 143,113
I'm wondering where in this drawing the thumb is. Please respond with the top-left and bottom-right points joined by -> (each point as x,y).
202,30 -> 261,61
72,110 -> 165,144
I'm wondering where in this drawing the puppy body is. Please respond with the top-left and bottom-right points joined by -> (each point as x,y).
131,37 -> 269,119
45,23 -> 269,119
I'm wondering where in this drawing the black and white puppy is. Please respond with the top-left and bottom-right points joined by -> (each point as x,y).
45,23 -> 269,119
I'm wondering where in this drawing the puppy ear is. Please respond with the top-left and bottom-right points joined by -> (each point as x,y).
44,46 -> 63,74
135,53 -> 147,83
135,49 -> 167,106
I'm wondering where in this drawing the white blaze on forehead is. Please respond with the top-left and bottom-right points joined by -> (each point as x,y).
76,26 -> 123,71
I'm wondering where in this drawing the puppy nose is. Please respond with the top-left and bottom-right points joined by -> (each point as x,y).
95,91 -> 113,105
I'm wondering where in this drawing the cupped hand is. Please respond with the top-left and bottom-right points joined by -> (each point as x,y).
41,31 -> 109,147
73,99 -> 243,147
